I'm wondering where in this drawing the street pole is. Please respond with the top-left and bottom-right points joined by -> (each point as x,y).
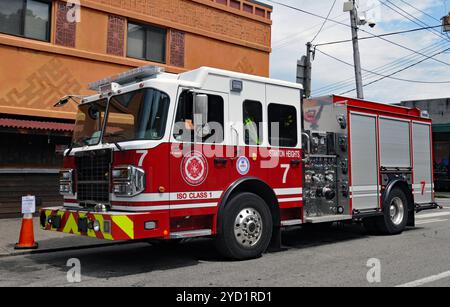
305,42 -> 312,98
349,0 -> 364,99
296,42 -> 313,98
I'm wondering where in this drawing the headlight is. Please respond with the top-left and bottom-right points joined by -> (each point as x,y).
59,169 -> 74,196
112,168 -> 131,180
93,220 -> 101,232
112,165 -> 145,197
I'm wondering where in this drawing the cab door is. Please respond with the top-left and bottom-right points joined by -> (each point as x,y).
169,88 -> 230,214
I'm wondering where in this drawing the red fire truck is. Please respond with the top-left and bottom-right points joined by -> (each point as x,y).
41,66 -> 438,259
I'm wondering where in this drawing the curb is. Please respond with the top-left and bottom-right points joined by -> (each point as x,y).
0,241 -> 134,258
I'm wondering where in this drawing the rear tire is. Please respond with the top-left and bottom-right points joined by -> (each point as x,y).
215,193 -> 273,260
377,187 -> 409,235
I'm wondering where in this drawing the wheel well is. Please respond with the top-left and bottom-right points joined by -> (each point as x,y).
383,180 -> 415,225
220,178 -> 280,227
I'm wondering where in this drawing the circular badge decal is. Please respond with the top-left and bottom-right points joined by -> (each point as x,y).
181,151 -> 209,186
236,156 -> 250,175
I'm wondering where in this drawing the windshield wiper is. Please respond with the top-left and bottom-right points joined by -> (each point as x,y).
65,143 -> 73,157
65,137 -> 91,157
104,133 -> 124,152
111,141 -> 123,152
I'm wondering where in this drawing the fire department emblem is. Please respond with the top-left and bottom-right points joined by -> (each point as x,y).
181,151 -> 208,186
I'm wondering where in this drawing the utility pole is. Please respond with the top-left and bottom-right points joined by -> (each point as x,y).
347,0 -> 364,99
297,42 -> 313,98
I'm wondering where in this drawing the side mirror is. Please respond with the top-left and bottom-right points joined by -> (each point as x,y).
193,94 -> 208,126
301,132 -> 311,154
193,94 -> 210,139
53,96 -> 70,108
53,95 -> 84,108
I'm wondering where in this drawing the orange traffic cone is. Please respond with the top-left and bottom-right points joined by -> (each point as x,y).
15,213 -> 38,250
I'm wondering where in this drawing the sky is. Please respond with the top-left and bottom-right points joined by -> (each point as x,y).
259,0 -> 450,103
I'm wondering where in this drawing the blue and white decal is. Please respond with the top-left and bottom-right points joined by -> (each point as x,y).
236,156 -> 250,175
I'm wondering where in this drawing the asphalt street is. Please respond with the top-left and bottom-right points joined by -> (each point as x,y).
1,199 -> 450,287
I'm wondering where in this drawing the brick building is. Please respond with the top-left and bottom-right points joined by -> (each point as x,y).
0,0 -> 273,217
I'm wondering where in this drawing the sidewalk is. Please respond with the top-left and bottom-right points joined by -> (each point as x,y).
436,192 -> 450,199
0,217 -> 122,257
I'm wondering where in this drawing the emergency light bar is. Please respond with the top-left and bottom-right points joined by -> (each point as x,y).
88,65 -> 164,92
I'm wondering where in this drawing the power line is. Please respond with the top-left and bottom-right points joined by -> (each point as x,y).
315,25 -> 443,47
265,0 -> 352,28
339,47 -> 450,95
266,0 -> 450,67
313,40 -> 450,95
272,15 -> 348,49
315,48 -> 450,84
313,47 -> 449,95
313,45 -> 449,95
398,0 -> 440,22
381,0 -> 449,41
355,23 -> 450,67
311,0 -> 337,43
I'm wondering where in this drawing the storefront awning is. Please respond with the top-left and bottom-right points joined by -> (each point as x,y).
0,118 -> 74,132
433,124 -> 450,133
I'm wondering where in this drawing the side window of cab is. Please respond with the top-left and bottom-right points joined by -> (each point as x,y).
243,100 -> 263,146
268,103 -> 298,147
173,90 -> 224,143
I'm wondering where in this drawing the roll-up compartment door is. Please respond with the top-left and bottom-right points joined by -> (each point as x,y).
350,113 -> 379,211
379,118 -> 411,168
412,123 -> 433,204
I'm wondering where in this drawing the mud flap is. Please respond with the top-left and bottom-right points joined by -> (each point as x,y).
267,226 -> 287,253
407,208 -> 415,227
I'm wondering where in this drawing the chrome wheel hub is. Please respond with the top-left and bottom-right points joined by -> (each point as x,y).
234,208 -> 263,248
389,197 -> 405,226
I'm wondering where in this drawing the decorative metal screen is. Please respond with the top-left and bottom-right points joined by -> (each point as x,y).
75,149 -> 112,204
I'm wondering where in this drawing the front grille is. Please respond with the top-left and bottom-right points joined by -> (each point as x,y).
75,149 -> 112,204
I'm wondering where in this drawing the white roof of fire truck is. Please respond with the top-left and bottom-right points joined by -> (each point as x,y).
83,65 -> 303,104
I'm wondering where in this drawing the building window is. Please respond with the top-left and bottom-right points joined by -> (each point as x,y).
127,22 -> 166,64
243,100 -> 263,145
268,103 -> 298,147
0,0 -> 51,41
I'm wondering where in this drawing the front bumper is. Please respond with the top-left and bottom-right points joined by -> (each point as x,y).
40,207 -> 169,241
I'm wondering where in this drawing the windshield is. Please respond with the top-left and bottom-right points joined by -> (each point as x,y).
72,99 -> 107,147
103,88 -> 170,144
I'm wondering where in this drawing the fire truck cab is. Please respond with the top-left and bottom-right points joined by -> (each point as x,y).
40,66 -> 438,260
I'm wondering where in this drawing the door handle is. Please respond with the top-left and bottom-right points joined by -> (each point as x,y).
214,158 -> 228,165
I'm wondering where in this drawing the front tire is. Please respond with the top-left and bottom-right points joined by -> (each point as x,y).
377,187 -> 409,235
215,193 -> 273,260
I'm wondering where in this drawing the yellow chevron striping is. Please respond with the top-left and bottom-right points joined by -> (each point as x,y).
63,213 -> 80,235
112,215 -> 134,239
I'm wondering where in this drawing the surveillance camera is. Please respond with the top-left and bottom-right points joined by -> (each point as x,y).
358,15 -> 367,26
368,20 -> 376,28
